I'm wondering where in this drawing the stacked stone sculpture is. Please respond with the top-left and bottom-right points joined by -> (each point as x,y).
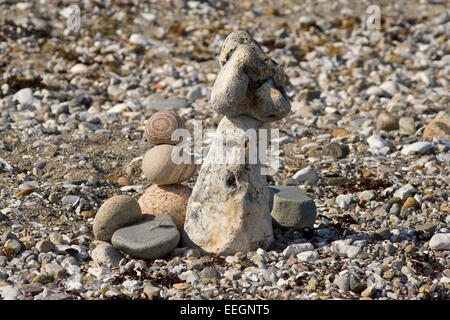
141,111 -> 196,185
182,31 -> 291,255
139,111 -> 195,230
92,110 -> 195,260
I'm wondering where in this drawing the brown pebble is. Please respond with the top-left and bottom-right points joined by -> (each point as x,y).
331,129 -> 349,137
81,211 -> 96,219
15,187 -> 37,197
173,283 -> 190,290
117,176 -> 132,186
403,197 -> 419,209
376,112 -> 399,131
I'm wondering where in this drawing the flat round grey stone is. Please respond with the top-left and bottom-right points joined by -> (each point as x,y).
111,215 -> 180,260
269,186 -> 317,229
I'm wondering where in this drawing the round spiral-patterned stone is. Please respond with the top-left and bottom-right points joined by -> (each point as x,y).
145,111 -> 185,145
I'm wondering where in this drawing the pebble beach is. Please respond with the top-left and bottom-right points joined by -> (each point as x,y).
0,0 -> 449,301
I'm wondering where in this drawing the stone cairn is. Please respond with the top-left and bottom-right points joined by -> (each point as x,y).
91,31 -> 317,261
182,31 -> 292,255
139,111 -> 196,230
92,110 -> 196,260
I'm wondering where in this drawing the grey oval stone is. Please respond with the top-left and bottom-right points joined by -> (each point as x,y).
111,215 -> 180,260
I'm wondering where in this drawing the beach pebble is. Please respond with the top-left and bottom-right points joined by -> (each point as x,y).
292,166 -> 320,185
141,145 -> 196,185
14,88 -> 35,106
4,239 -> 21,257
187,86 -> 204,101
367,135 -> 390,154
399,117 -> 416,134
0,285 -> 22,300
376,112 -> 399,131
358,190 -> 377,202
93,195 -> 143,242
43,263 -> 67,279
143,283 -> 161,299
111,215 -> 180,260
283,243 -> 314,258
91,242 -> 124,267
429,233 -> 450,250
332,240 -> 361,259
296,250 -> 319,262
393,184 -> 416,201
401,142 -> 432,155
138,184 -> 192,230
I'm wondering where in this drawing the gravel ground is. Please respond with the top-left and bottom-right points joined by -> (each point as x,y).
0,0 -> 449,300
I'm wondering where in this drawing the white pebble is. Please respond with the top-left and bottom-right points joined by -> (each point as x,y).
429,233 -> 450,250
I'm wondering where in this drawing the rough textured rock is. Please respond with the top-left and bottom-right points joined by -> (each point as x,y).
182,115 -> 274,255
399,117 -> 416,134
43,263 -> 67,279
183,31 -> 291,255
423,121 -> 450,140
141,144 -> 196,185
269,186 -> 317,229
429,233 -> 450,250
111,215 -> 180,259
93,195 -> 142,242
138,184 -> 192,230
35,240 -> 54,253
144,110 -> 185,145
210,31 -> 290,122
91,242 -> 124,267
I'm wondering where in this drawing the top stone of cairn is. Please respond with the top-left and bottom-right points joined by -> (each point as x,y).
210,31 -> 291,122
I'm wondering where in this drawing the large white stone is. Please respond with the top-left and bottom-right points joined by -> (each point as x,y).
182,31 -> 291,256
0,285 -> 21,300
182,115 -> 274,255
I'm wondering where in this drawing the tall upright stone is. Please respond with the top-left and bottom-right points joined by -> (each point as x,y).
182,31 -> 291,255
